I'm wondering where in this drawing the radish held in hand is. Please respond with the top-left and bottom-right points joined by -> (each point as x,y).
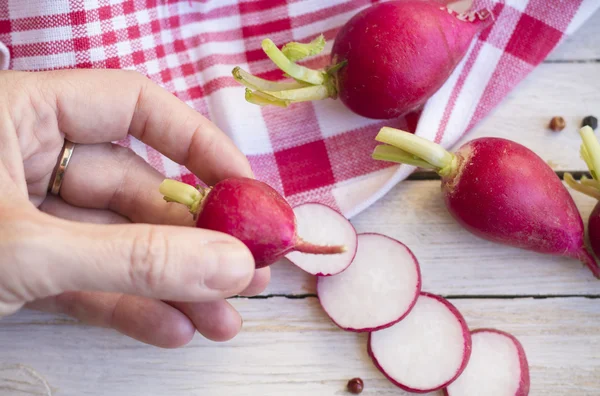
368,292 -> 471,393
159,177 -> 347,269
372,127 -> 600,278
444,328 -> 530,396
317,233 -> 421,332
232,0 -> 494,119
286,203 -> 358,276
564,126 -> 600,262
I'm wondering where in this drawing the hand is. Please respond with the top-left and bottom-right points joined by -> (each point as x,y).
0,69 -> 270,347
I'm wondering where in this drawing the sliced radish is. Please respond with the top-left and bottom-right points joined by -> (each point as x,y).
317,233 -> 421,332
286,203 -> 358,276
368,292 -> 471,393
444,328 -> 530,396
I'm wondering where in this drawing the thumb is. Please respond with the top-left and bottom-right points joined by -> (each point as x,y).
8,211 -> 256,303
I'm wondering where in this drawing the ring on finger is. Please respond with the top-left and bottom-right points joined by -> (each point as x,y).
48,139 -> 76,196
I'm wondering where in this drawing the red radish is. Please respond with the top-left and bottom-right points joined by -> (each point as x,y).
285,203 -> 358,276
159,177 -> 347,269
368,292 -> 471,393
317,233 -> 421,332
372,127 -> 600,278
231,1 -> 494,119
564,126 -> 600,261
444,328 -> 530,396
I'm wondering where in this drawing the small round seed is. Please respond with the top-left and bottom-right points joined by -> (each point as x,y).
549,116 -> 566,132
347,377 -> 364,394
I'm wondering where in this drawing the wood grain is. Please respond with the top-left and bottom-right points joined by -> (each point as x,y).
263,180 -> 600,297
0,6 -> 599,396
1,297 -> 598,396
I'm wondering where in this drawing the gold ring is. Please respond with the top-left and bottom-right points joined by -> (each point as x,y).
48,140 -> 75,195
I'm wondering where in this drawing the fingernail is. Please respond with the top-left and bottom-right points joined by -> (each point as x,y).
206,242 -> 254,291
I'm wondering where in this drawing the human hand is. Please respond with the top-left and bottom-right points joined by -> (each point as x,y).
0,69 -> 270,347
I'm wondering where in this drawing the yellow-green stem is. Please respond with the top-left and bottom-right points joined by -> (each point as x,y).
245,89 -> 290,107
372,144 -> 438,170
281,34 -> 325,62
233,66 -> 307,92
159,179 -> 207,215
373,127 -> 458,176
262,85 -> 330,101
261,38 -> 326,85
580,126 -> 600,181
231,35 -> 344,108
564,173 -> 600,200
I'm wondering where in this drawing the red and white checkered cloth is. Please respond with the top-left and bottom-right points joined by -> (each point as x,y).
1,0 -> 597,218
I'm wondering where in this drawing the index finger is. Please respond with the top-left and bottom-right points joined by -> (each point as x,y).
35,69 -> 253,186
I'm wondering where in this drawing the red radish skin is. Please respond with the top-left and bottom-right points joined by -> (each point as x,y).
285,203 -> 358,276
331,1 -> 493,119
368,292 -> 471,393
231,1 -> 494,119
444,328 -> 530,396
159,177 -> 347,269
317,233 -> 421,332
589,203 -> 600,259
372,127 -> 600,278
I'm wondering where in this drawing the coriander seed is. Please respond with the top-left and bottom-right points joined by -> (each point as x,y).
549,116 -> 565,132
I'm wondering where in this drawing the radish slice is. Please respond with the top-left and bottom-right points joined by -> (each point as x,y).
368,292 -> 471,393
444,329 -> 530,396
317,233 -> 421,332
286,203 -> 358,276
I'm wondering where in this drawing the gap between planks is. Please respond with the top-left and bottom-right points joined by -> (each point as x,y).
406,170 -> 592,181
237,294 -> 600,300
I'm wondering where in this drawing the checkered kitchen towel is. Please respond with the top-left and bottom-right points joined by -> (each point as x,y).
0,0 -> 597,218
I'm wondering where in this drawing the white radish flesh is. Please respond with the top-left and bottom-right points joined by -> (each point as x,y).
444,329 -> 530,396
368,292 -> 471,393
317,233 -> 421,332
286,203 -> 358,276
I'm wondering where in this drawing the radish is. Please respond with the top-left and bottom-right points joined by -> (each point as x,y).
368,292 -> 471,393
232,1 -> 494,119
159,177 -> 346,268
564,126 -> 600,261
285,203 -> 358,276
444,328 -> 530,396
317,233 -> 421,332
372,126 -> 600,278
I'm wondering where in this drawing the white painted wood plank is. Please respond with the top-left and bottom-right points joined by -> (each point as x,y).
262,180 -> 600,296
547,10 -> 600,61
452,62 -> 600,171
1,297 -> 598,395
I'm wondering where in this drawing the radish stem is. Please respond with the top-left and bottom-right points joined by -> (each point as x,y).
372,144 -> 438,170
565,126 -> 600,201
580,126 -> 600,181
564,173 -> 600,200
262,85 -> 330,101
245,89 -> 291,107
281,34 -> 325,62
261,38 -> 326,85
232,66 -> 307,92
580,175 -> 600,189
373,127 -> 458,176
231,36 -> 343,108
159,179 -> 208,215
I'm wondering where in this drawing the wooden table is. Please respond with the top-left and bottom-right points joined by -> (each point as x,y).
2,12 -> 600,396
